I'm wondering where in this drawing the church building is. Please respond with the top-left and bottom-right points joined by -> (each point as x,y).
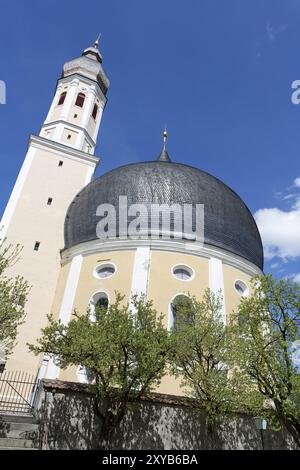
0,39 -> 263,396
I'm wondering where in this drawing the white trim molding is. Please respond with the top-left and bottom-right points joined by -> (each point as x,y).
45,254 -> 83,379
41,120 -> 97,147
62,238 -> 262,278
29,134 -> 100,167
209,257 -> 226,324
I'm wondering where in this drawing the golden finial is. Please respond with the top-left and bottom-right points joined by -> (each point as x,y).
157,126 -> 171,162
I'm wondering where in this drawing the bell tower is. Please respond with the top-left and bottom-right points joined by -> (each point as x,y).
0,38 -> 110,374
40,36 -> 109,154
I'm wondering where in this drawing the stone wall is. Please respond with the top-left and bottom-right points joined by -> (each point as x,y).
34,379 -> 297,450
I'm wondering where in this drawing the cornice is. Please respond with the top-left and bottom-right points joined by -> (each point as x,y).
41,120 -> 96,147
29,134 -> 100,167
61,238 -> 263,277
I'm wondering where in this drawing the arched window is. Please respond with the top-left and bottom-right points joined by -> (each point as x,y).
75,93 -> 85,108
96,296 -> 109,310
170,294 -> 193,330
57,92 -> 67,106
89,292 -> 109,322
92,103 -> 98,120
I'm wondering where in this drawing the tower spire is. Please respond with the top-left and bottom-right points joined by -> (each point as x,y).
94,33 -> 101,49
157,128 -> 171,162
82,34 -> 103,63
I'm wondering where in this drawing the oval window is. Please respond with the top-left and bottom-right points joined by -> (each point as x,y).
94,264 -> 116,279
234,280 -> 249,297
172,265 -> 194,281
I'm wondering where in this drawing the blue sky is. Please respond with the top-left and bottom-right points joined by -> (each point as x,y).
0,0 -> 300,279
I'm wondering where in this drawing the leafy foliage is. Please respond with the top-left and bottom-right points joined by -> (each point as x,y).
170,279 -> 300,447
29,273 -> 300,448
29,294 -> 171,447
0,240 -> 29,359
231,275 -> 300,447
169,290 -> 249,422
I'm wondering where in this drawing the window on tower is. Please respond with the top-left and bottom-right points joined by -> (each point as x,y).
92,103 -> 98,120
57,92 -> 67,106
75,93 -> 85,108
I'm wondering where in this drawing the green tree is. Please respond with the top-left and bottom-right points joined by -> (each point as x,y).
0,240 -> 29,360
231,275 -> 300,447
29,294 -> 171,448
170,290 -> 247,423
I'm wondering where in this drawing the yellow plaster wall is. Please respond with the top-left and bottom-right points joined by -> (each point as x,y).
223,263 -> 253,321
4,145 -> 96,375
148,251 -> 209,328
59,250 -> 135,382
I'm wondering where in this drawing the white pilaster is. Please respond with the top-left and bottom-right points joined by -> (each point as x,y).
130,247 -> 150,301
36,354 -> 50,381
60,79 -> 79,121
45,255 -> 83,379
0,147 -> 36,239
209,257 -> 226,324
92,102 -> 104,142
81,87 -> 96,128
51,122 -> 65,143
75,87 -> 97,151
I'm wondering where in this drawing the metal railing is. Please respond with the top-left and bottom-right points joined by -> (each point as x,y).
0,370 -> 39,415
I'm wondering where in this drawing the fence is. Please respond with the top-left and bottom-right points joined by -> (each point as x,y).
0,370 -> 39,415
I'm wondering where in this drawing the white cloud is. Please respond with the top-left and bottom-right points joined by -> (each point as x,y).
254,205 -> 300,260
270,262 -> 280,269
266,22 -> 288,43
285,273 -> 300,283
294,177 -> 300,188
292,273 -> 300,283
283,193 -> 297,200
255,176 -> 300,261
